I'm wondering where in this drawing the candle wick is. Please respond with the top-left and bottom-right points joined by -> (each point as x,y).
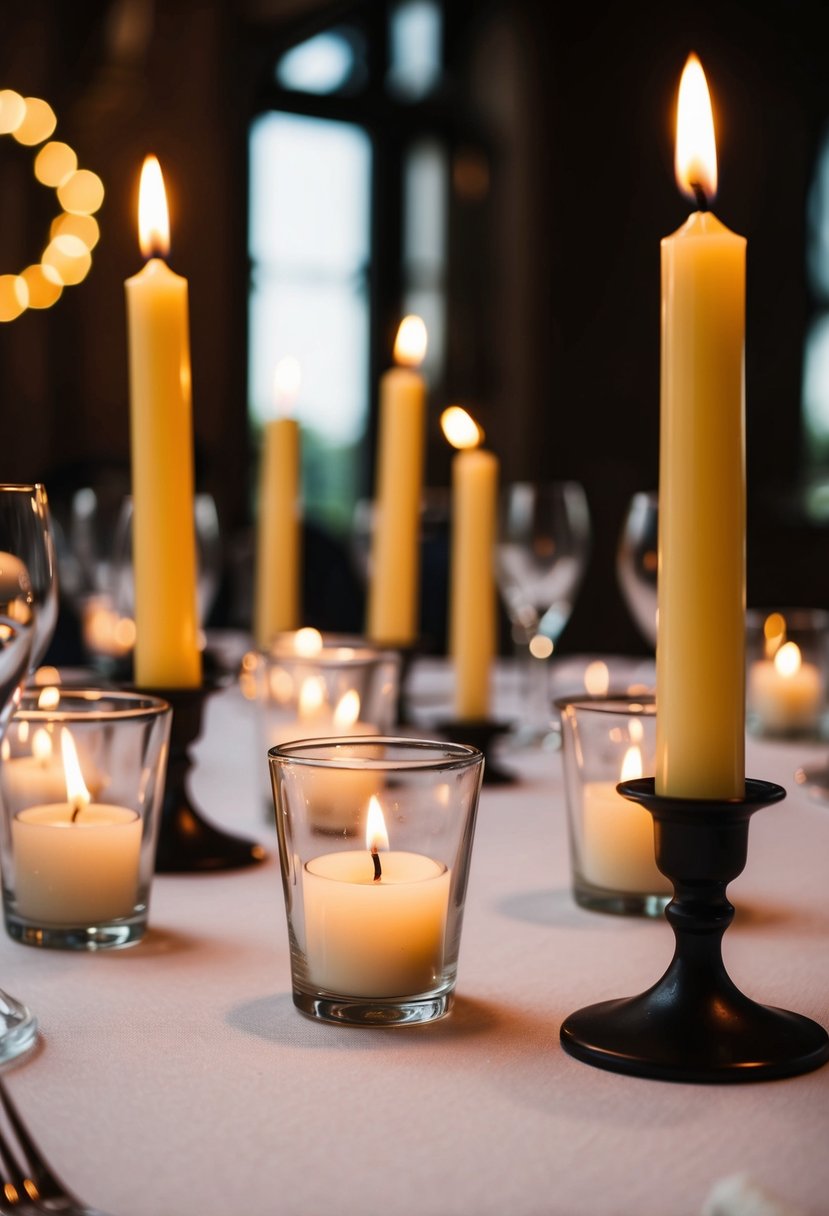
690,181 -> 709,212
371,847 -> 382,882
70,801 -> 83,824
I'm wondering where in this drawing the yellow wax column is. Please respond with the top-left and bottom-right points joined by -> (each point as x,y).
254,356 -> 302,648
443,407 -> 499,720
656,55 -> 745,798
125,156 -> 201,688
366,316 -> 427,647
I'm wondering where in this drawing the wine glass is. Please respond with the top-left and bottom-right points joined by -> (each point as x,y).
616,491 -> 658,647
0,483 -> 58,1061
496,481 -> 591,744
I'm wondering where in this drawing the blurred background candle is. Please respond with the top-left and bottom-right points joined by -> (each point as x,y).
254,355 -> 302,648
443,406 -> 499,720
125,155 -> 201,689
366,316 -> 427,647
656,54 -> 746,799
748,641 -> 822,734
302,795 -> 449,996
11,728 -> 141,924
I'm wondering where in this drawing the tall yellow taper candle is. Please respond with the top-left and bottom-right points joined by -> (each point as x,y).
125,156 -> 201,688
254,356 -> 302,648
366,316 -> 427,647
443,406 -> 499,720
656,54 -> 745,799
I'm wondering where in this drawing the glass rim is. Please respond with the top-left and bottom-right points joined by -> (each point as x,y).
261,633 -> 396,667
14,687 -> 171,722
554,693 -> 655,715
0,483 -> 45,495
269,735 -> 483,771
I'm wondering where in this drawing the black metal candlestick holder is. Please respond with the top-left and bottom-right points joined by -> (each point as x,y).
145,682 -> 267,873
560,777 -> 829,1083
435,717 -> 516,785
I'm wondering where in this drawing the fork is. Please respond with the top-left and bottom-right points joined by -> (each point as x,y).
0,1076 -> 114,1215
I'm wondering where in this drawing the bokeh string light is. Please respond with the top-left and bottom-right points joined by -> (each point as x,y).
0,88 -> 104,322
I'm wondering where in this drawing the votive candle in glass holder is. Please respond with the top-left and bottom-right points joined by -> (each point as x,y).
556,695 -> 671,917
746,608 -> 829,739
0,687 -> 171,949
269,737 -> 484,1026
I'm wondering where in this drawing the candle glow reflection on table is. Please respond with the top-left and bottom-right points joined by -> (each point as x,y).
656,54 -> 746,799
11,727 -> 141,925
303,795 -> 450,997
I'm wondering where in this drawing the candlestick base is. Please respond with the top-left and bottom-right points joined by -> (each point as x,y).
560,778 -> 829,1082
435,718 -> 516,785
141,682 -> 267,873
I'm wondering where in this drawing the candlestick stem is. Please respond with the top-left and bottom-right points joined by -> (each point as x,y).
560,778 -> 829,1082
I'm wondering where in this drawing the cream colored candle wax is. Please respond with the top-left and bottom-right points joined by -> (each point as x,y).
366,316 -> 427,647
125,155 -> 201,689
656,55 -> 746,799
254,356 -> 302,648
443,407 -> 499,720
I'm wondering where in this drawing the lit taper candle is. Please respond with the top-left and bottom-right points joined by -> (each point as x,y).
125,156 -> 201,688
656,55 -> 745,798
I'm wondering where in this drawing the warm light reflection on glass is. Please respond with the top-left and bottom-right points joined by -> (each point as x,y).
33,666 -> 60,687
628,716 -> 644,744
32,728 -> 52,760
365,795 -> 389,852
393,314 -> 428,367
138,155 -> 170,258
37,686 -> 60,711
298,676 -> 326,718
440,405 -> 483,450
0,90 -> 25,134
675,52 -> 717,204
42,236 -> 92,286
294,627 -> 323,657
528,634 -> 553,659
50,213 -> 100,250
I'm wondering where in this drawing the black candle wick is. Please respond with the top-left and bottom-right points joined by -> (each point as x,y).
371,847 -> 382,882
71,801 -> 83,824
690,180 -> 709,212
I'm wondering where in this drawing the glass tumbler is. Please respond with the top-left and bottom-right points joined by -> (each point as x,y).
0,688 -> 172,949
556,695 -> 671,916
269,737 -> 484,1026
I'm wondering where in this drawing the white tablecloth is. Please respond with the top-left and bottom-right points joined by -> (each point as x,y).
3,661 -> 829,1216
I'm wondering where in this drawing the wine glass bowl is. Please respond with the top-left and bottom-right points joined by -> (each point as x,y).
616,491 -> 659,648
0,483 -> 59,1062
496,481 -> 591,742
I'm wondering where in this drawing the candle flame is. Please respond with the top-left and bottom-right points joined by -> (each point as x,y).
763,612 -> 787,659
584,660 -> 610,697
273,356 -> 302,414
675,53 -> 717,205
393,315 -> 427,368
294,627 -> 323,657
298,675 -> 326,719
333,690 -> 360,728
441,405 -> 484,451
37,685 -> 60,710
620,744 -> 643,782
138,155 -> 170,259
774,641 -> 802,679
365,795 -> 389,852
32,728 -> 52,762
61,728 -> 90,810
628,716 -> 644,744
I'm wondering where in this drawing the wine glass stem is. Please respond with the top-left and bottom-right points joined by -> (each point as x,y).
516,640 -> 553,735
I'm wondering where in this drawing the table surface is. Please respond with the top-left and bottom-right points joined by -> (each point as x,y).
3,658 -> 829,1216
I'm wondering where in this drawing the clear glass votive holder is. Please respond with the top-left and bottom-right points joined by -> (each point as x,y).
0,688 -> 172,950
746,608 -> 829,739
269,737 -> 484,1026
556,695 -> 671,917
